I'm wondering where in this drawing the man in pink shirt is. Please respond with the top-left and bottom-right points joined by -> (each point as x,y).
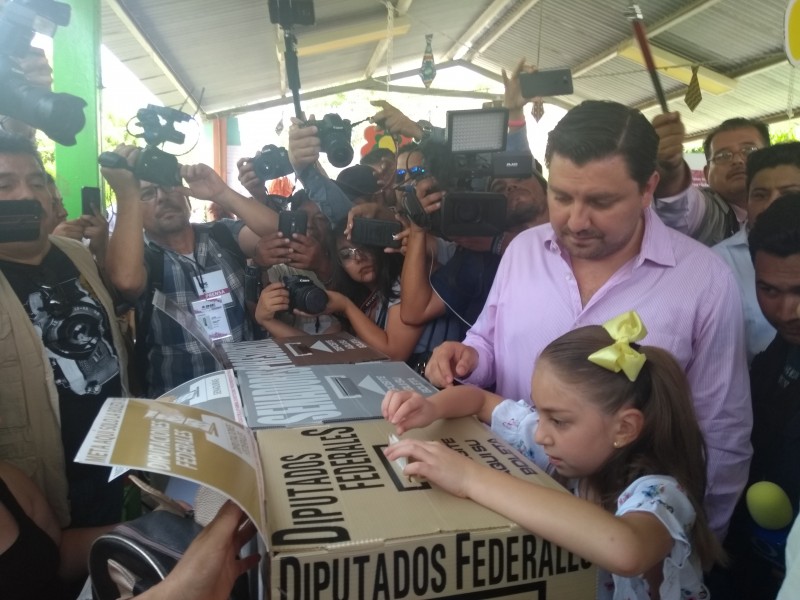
425,100 -> 751,540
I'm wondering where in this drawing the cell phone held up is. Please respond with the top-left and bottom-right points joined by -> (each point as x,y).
350,216 -> 402,249
518,68 -> 574,98
81,186 -> 103,217
278,210 -> 308,238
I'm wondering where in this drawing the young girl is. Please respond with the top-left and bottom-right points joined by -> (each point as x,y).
383,311 -> 722,600
283,217 -> 455,368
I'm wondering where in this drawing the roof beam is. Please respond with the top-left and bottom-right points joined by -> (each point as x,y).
444,0 -> 511,61
103,0 -> 199,113
469,0 -> 543,60
364,0 -> 415,78
572,0 -> 724,77
210,77 -> 500,119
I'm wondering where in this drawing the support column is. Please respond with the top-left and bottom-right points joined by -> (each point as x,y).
53,0 -> 102,217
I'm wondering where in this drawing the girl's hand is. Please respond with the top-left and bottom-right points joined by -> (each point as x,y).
255,282 -> 289,326
323,289 -> 347,314
382,390 -> 439,434
383,439 -> 479,499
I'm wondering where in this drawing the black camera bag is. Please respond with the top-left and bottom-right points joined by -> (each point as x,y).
89,510 -> 202,599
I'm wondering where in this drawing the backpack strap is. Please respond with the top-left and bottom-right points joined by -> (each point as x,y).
134,243 -> 165,394
204,220 -> 246,262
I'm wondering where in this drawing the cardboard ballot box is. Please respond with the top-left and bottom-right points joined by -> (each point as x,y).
77,394 -> 595,599
256,417 -> 596,599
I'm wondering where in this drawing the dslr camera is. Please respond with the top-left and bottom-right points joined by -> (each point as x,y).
98,104 -> 193,187
251,144 -> 294,182
307,113 -> 354,168
282,275 -> 327,315
0,0 -> 86,146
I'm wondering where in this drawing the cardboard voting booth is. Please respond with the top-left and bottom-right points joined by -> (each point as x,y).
77,386 -> 596,599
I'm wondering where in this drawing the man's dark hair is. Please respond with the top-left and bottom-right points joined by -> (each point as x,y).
0,133 -> 44,169
749,193 -> 800,261
545,100 -> 658,188
360,147 -> 395,167
746,142 -> 800,191
703,117 -> 770,160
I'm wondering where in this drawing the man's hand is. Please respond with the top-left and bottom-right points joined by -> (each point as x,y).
370,100 -> 421,139
145,501 -> 259,600
179,163 -> 229,204
502,58 -> 534,113
253,232 -> 292,268
17,47 -> 53,88
52,218 -> 86,241
425,341 -> 479,388
285,232 -> 327,272
652,111 -> 690,196
288,116 -> 321,173
83,212 -> 110,258
237,155 -> 268,202
413,177 -> 444,215
100,144 -> 141,196
652,112 -> 686,170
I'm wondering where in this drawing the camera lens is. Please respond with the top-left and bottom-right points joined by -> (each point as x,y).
326,141 -> 354,168
296,285 -> 328,314
455,199 -> 482,223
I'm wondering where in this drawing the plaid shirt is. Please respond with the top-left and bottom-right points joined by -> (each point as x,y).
138,221 -> 252,397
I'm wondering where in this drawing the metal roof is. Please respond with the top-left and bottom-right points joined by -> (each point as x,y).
101,0 -> 800,140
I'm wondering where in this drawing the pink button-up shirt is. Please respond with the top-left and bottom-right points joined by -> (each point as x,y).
463,207 -> 752,538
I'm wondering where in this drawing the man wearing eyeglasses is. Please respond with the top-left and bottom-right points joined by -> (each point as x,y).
651,113 -> 770,246
101,144 -> 279,398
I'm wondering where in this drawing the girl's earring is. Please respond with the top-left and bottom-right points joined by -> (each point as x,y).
613,441 -> 620,449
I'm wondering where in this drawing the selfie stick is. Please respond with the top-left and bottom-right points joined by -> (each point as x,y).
625,5 -> 669,113
281,28 -> 303,119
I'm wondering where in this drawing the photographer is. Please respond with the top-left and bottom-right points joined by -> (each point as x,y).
101,144 -> 280,398
399,154 -> 548,332
287,114 -> 356,226
253,190 -> 340,336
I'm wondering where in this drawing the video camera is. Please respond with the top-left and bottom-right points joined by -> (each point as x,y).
404,108 -> 533,238
98,104 -> 194,187
0,0 -> 87,146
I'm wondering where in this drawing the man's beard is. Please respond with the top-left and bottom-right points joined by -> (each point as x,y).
505,202 -> 544,228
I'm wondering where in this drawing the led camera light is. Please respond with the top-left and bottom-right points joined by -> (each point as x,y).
446,108 -> 508,154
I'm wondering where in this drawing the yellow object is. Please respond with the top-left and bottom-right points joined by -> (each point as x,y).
588,311 -> 648,381
788,0 -> 800,67
746,481 -> 794,530
617,42 -> 736,95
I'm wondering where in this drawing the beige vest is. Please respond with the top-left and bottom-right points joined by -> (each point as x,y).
0,236 -> 129,526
